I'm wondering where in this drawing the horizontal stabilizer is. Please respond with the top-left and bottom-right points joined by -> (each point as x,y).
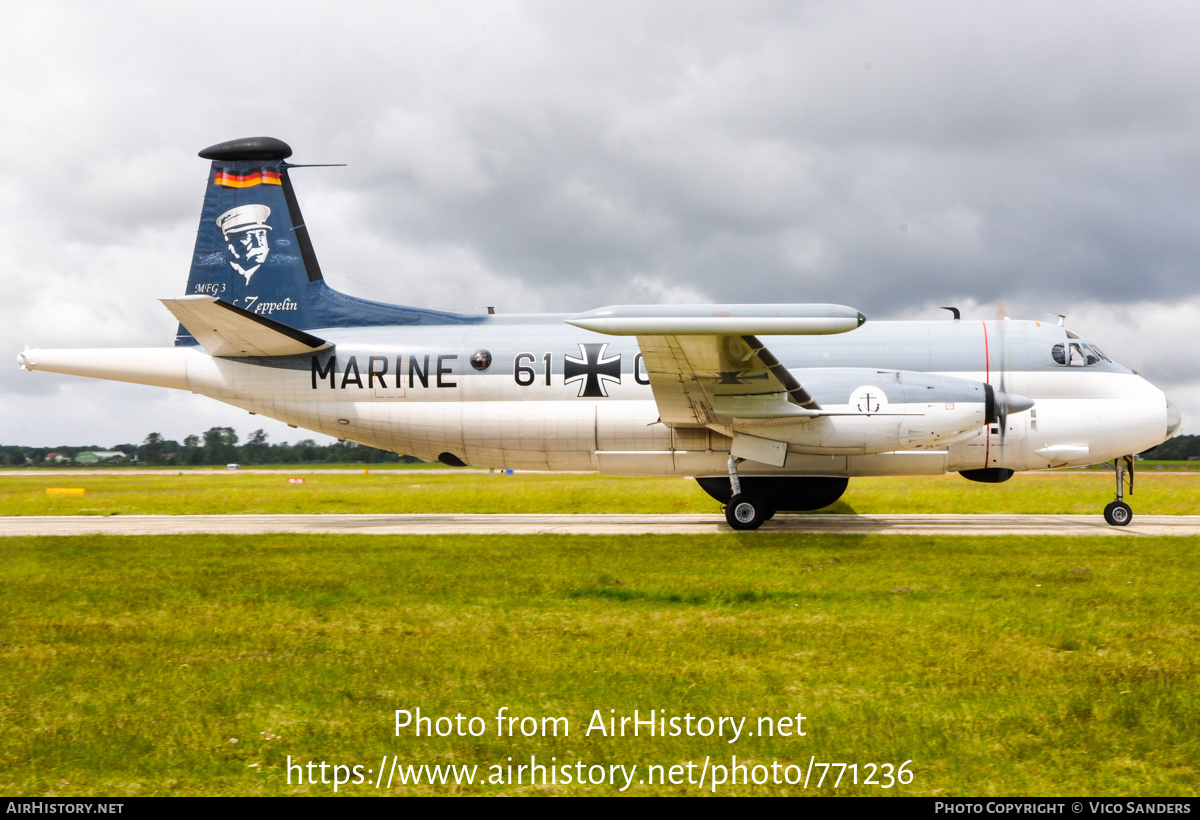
161,296 -> 329,357
565,304 -> 866,336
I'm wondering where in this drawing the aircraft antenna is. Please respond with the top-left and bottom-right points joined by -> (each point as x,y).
940,306 -> 960,320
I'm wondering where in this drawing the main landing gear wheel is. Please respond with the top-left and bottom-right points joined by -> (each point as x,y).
1104,501 -> 1132,527
726,494 -> 766,531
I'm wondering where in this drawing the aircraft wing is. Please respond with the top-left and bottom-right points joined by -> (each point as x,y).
566,304 -> 865,426
161,296 -> 330,358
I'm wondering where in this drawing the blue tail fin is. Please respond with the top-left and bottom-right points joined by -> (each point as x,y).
179,136 -> 477,345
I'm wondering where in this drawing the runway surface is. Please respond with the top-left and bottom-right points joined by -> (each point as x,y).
1,513 -> 1198,536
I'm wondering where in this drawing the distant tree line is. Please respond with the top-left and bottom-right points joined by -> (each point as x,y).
0,428 -> 423,467
1142,434 -> 1200,461
3,428 -> 1196,468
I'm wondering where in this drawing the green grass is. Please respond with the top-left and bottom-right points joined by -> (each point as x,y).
4,470 -> 1197,795
2,532 -> 1198,795
3,471 -> 1199,516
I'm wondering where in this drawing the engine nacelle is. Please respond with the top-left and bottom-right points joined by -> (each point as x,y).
730,368 -> 989,455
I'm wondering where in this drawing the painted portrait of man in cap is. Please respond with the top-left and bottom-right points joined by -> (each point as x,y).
216,204 -> 272,284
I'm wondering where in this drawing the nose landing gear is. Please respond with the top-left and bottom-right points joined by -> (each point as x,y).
1103,455 -> 1134,526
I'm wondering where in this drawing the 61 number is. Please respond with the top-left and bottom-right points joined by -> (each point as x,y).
514,352 -> 552,386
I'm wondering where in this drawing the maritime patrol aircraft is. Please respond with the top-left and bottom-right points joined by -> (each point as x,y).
18,136 -> 1182,529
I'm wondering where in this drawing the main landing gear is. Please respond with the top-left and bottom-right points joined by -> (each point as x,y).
713,458 -> 850,530
725,456 -> 771,531
1103,455 -> 1134,526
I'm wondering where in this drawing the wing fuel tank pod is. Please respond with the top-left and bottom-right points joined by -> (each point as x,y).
566,304 -> 866,336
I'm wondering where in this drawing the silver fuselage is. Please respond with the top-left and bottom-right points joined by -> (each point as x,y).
21,316 -> 1177,478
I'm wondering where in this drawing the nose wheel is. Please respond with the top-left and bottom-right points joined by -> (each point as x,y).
1104,500 -> 1132,526
1105,455 -> 1134,526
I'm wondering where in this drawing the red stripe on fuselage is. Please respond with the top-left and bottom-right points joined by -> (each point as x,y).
982,320 -> 990,383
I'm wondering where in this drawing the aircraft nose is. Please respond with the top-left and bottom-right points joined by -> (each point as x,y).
1166,397 -> 1182,438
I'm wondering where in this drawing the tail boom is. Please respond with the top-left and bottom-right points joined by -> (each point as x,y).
18,348 -> 195,391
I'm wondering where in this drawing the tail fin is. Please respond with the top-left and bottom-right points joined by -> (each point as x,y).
179,136 -> 477,346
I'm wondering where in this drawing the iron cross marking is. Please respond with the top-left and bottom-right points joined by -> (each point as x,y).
564,343 -> 622,398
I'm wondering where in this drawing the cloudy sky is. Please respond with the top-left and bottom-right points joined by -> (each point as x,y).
4,0 -> 1199,447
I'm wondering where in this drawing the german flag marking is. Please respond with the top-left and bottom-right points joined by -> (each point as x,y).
213,170 -> 282,188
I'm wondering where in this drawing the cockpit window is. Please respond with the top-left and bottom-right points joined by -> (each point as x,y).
1052,342 -> 1104,367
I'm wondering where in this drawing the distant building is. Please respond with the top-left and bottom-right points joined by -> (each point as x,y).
43,452 -> 70,463
74,451 -> 126,464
